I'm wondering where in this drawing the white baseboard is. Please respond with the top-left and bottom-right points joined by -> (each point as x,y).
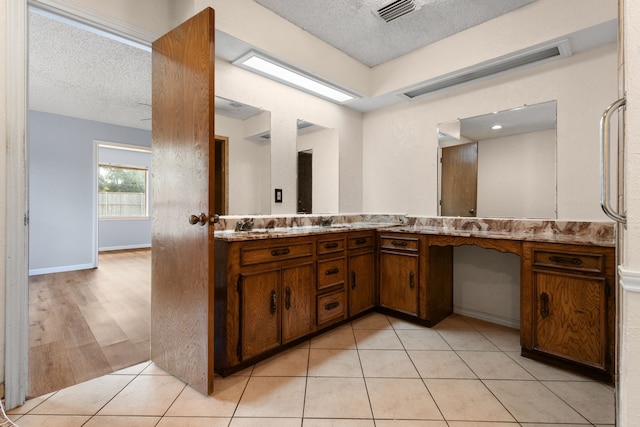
619,266 -> 640,293
99,244 -> 151,252
453,306 -> 520,329
29,262 -> 96,276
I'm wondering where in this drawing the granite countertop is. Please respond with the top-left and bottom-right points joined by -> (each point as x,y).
214,222 -> 391,241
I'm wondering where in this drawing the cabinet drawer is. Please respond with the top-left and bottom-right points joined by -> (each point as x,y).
348,233 -> 374,250
317,257 -> 346,290
532,249 -> 604,274
240,241 -> 313,266
317,237 -> 345,255
317,290 -> 346,326
380,235 -> 419,252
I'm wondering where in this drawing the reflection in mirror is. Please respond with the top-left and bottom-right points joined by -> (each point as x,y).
215,96 -> 271,215
438,100 -> 557,218
296,120 -> 339,214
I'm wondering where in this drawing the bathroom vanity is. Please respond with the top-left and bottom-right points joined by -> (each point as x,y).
213,216 -> 616,382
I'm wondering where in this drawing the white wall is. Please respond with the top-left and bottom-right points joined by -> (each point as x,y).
477,129 -> 556,218
297,127 -> 340,214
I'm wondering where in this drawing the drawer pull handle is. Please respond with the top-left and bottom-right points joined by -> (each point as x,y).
324,242 -> 339,249
351,271 -> 356,290
325,301 -> 340,311
270,290 -> 277,314
285,287 -> 291,310
540,292 -> 549,319
409,271 -> 415,289
325,267 -> 340,276
548,255 -> 583,266
271,248 -> 290,257
355,238 -> 367,245
392,240 -> 408,247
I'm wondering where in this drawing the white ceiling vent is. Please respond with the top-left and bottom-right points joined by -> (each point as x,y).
401,39 -> 572,99
376,0 -> 417,23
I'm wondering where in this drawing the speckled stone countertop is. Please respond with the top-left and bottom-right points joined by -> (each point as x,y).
213,214 -> 616,247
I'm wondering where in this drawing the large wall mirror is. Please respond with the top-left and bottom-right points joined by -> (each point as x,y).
296,119 -> 339,214
438,100 -> 557,218
215,96 -> 271,215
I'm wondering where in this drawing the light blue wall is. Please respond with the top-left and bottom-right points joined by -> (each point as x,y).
29,111 -> 151,275
98,145 -> 152,252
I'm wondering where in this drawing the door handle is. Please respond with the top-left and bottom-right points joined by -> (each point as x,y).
600,97 -> 626,225
188,213 -> 219,226
409,271 -> 415,289
270,290 -> 277,314
351,271 -> 356,290
540,292 -> 550,319
285,287 -> 291,310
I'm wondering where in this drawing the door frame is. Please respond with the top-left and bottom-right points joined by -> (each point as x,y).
4,0 -> 156,408
214,135 -> 229,215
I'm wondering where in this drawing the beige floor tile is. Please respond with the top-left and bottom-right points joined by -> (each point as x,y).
464,317 -> 516,332
308,348 -> 363,377
310,325 -> 356,349
234,376 -> 306,418
389,317 -> 428,330
479,330 -> 521,352
165,374 -> 248,417
30,374 -> 135,415
304,377 -> 372,419
112,360 -> 152,375
157,417 -> 231,426
520,424 -> 593,427
505,352 -> 593,381
303,419 -> 375,427
140,362 -> 171,375
375,422 -> 448,427
457,351 -> 534,380
432,314 -> 475,331
396,329 -> 452,350
97,374 -> 186,416
359,349 -> 419,378
483,379 -> 587,424
252,347 -> 309,376
366,378 -> 443,420
83,415 -> 161,426
437,330 -> 499,351
354,329 -> 403,349
11,414 -> 91,426
446,423 -> 520,427
351,313 -> 393,329
424,379 -> 515,422
543,380 -> 616,425
230,418 -> 302,427
6,392 -> 54,414
408,350 -> 476,379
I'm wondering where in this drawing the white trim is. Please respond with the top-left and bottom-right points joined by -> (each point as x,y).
619,266 -> 640,293
4,0 -> 29,410
29,263 -> 96,277
99,244 -> 152,252
97,140 -> 152,153
92,140 -> 99,270
453,306 -> 520,329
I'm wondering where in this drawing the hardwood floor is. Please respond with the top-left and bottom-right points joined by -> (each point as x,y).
28,249 -> 151,399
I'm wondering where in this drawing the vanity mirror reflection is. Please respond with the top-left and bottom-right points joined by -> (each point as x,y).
214,96 -> 271,215
438,100 -> 557,218
296,119 -> 339,214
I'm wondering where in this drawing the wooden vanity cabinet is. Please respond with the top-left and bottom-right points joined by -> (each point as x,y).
521,241 -> 616,381
316,235 -> 347,328
214,236 -> 315,374
348,231 -> 376,316
378,234 -> 421,316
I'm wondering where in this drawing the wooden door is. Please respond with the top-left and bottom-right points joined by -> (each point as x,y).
297,151 -> 313,213
441,142 -> 478,216
282,263 -> 315,343
379,252 -> 419,316
150,8 -> 215,395
349,251 -> 375,316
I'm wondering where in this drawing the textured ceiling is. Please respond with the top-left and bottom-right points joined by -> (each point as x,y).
253,0 -> 537,66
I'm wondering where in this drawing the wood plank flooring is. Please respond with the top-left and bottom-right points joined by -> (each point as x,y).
28,249 -> 151,399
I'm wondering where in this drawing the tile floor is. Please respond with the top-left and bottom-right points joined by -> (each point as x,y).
8,313 -> 615,426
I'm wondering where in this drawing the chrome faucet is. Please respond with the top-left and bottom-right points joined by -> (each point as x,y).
320,216 -> 334,227
235,218 -> 254,232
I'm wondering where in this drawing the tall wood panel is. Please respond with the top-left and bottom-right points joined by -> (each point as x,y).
151,8 -> 215,395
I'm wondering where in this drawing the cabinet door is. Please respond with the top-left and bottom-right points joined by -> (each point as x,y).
533,270 -> 607,369
239,270 -> 281,361
379,251 -> 418,316
349,251 -> 375,316
282,263 -> 315,344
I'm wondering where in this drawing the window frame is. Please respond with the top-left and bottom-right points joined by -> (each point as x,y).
98,163 -> 150,220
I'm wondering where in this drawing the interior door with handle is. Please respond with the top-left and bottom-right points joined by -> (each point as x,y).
151,7 -> 216,395
440,142 -> 478,217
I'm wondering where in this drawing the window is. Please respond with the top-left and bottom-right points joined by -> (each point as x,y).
98,164 -> 148,218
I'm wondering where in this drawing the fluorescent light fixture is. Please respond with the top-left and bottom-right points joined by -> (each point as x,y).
234,51 -> 357,104
491,125 -> 503,130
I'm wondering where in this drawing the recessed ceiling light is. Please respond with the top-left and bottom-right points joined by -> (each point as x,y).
492,125 -> 503,130
233,51 -> 357,104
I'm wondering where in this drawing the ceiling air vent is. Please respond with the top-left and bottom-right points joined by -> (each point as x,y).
377,0 -> 416,23
401,40 -> 572,99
